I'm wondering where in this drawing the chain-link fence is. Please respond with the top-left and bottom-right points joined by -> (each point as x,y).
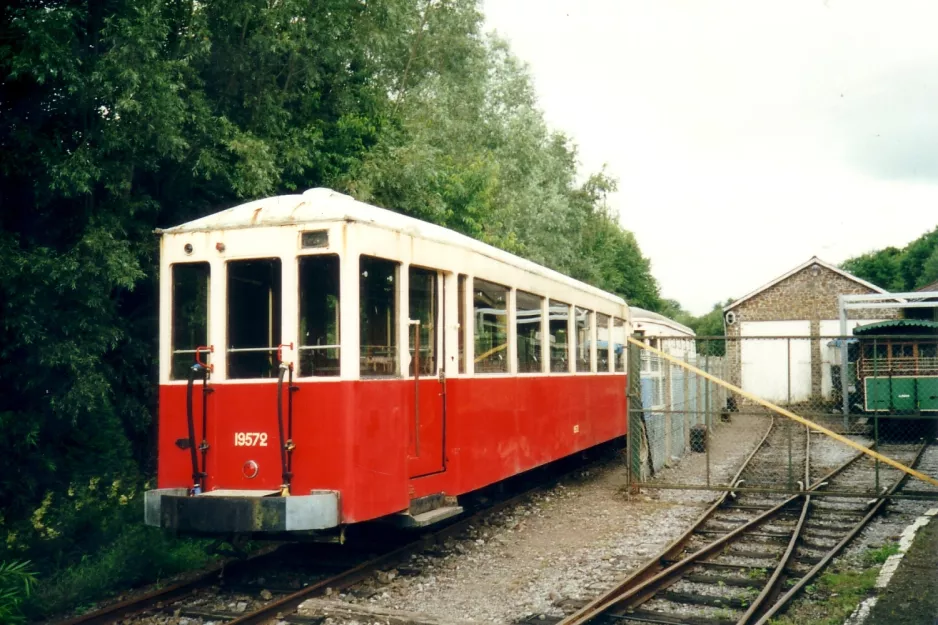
627,334 -> 938,499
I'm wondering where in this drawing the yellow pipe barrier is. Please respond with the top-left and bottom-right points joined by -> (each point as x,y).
628,336 -> 938,489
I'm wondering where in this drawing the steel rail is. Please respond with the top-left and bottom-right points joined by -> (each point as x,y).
557,417 -> 777,625
222,477 -> 572,625
752,439 -> 932,625
57,453 -> 591,625
54,544 -> 285,625
560,433 -> 870,625
738,425 -> 811,624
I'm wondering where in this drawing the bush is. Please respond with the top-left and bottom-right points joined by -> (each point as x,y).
23,524 -> 213,620
0,560 -> 37,624
0,480 -> 219,620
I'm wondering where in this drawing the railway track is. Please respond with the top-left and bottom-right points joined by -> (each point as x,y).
558,421 -> 932,625
57,502 -> 524,625
54,428 -> 935,625
55,447 -> 615,625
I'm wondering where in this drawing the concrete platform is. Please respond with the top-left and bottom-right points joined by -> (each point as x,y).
850,507 -> 938,625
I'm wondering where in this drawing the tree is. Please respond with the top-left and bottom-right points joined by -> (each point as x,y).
841,227 -> 938,291
920,246 -> 938,288
350,23 -> 663,307
0,0 -> 404,566
0,0 -> 667,587
841,247 -> 903,291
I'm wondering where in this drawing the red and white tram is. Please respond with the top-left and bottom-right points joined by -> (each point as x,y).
145,188 -> 630,535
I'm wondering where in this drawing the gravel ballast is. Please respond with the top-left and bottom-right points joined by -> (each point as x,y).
331,415 -> 769,623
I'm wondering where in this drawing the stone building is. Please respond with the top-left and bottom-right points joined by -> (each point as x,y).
723,257 -> 898,404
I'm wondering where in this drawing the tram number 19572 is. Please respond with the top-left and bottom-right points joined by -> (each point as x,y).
234,432 -> 268,447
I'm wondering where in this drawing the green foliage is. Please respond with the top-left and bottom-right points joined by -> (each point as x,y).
770,567 -> 877,625
1,0 -> 397,571
349,20 -> 663,308
864,542 -> 900,566
22,508 -> 214,620
841,246 -> 904,291
0,0 -> 667,615
746,567 -> 768,580
651,299 -> 733,355
689,301 -> 731,356
769,545 -> 899,625
842,226 -> 938,291
0,560 -> 37,624
656,299 -> 696,329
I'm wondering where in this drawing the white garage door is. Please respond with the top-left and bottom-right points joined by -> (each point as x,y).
740,321 -> 811,403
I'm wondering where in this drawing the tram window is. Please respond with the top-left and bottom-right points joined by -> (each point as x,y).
596,313 -> 611,372
516,291 -> 543,373
227,259 -> 282,379
549,300 -> 570,373
458,274 -> 467,374
576,307 -> 593,372
892,343 -> 913,359
921,343 -> 938,359
298,255 -> 340,377
474,279 -> 509,374
171,262 -> 210,380
863,343 -> 888,361
360,256 -> 399,377
409,266 -> 438,376
613,318 -> 626,372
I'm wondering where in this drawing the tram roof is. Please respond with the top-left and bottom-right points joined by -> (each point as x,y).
629,306 -> 695,337
159,188 -> 627,306
853,319 -> 938,335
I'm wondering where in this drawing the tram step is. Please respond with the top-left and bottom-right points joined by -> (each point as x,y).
393,505 -> 464,528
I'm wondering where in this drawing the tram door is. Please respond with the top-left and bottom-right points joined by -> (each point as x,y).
407,267 -> 446,477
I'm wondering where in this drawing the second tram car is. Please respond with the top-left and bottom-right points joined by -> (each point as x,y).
849,320 -> 938,415
145,188 -> 630,536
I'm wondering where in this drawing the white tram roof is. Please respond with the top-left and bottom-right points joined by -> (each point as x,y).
630,306 -> 695,337
159,188 -> 627,307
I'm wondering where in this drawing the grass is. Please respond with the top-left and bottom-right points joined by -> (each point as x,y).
863,542 -> 900,566
22,524 -> 216,620
0,560 -> 38,624
769,542 -> 898,625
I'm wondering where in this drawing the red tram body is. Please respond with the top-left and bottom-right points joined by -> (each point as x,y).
145,189 -> 630,535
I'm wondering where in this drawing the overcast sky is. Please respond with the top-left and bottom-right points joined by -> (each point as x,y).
483,0 -> 938,314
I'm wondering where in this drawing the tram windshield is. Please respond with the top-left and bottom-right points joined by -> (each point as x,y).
227,259 -> 282,379
298,255 -> 340,377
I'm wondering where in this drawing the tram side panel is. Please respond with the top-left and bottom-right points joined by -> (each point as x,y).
433,374 -> 626,498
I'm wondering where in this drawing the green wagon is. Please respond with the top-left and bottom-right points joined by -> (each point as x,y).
853,319 -> 938,414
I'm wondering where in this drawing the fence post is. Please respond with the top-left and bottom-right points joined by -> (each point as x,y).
874,336 -> 880,493
785,337 -> 795,490
684,350 -> 691,450
627,335 -> 643,487
704,349 -> 713,428
839,296 -> 850,429
665,347 -> 673,462
698,358 -> 704,427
